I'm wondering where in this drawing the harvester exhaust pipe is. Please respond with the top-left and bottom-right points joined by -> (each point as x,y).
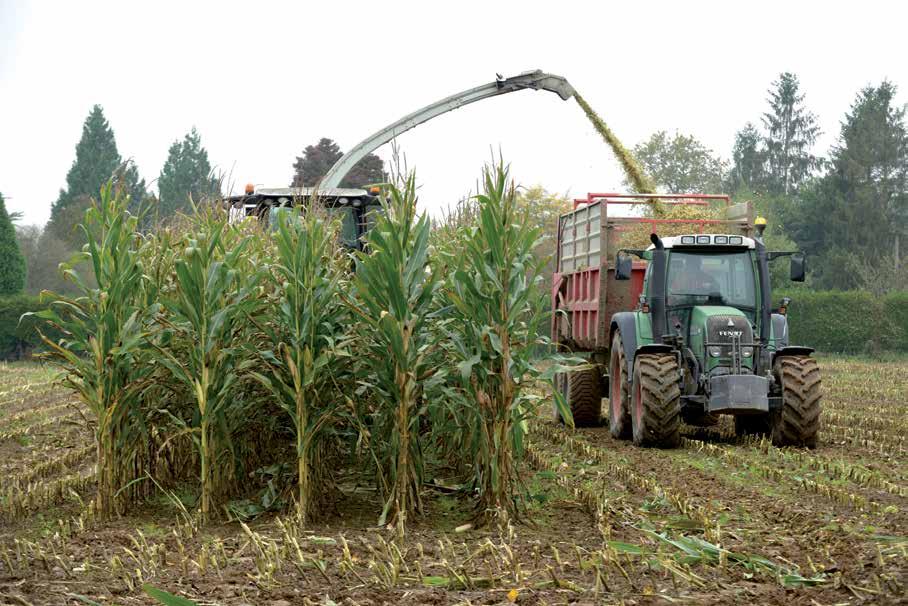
649,234 -> 667,344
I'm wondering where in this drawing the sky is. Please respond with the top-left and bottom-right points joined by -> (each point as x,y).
1,1 -> 906,226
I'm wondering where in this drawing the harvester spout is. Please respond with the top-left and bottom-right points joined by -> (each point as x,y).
319,70 -> 575,190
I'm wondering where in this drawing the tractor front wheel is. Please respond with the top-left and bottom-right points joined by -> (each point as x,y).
608,333 -> 631,439
566,368 -> 603,427
631,354 -> 681,448
772,356 -> 822,448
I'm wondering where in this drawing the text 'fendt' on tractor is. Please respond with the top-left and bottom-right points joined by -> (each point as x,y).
553,193 -> 821,448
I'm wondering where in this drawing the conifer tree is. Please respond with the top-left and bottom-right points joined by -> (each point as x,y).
47,105 -> 146,245
762,73 -> 821,194
157,128 -> 220,217
0,192 -> 27,296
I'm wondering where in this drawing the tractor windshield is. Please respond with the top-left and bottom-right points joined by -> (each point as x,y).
666,250 -> 756,309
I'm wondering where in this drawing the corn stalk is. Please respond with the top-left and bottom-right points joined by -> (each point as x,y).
250,205 -> 348,525
444,162 -> 557,522
153,209 -> 262,522
31,181 -> 153,516
350,174 -> 439,537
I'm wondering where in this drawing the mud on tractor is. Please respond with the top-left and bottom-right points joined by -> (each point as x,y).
552,194 -> 821,448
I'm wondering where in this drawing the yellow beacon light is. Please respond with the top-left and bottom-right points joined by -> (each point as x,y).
755,216 -> 767,238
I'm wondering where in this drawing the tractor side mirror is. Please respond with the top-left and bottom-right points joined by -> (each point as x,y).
615,253 -> 633,281
790,253 -> 806,282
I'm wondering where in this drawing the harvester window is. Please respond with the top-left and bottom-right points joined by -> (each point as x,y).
666,251 -> 756,309
328,207 -> 359,247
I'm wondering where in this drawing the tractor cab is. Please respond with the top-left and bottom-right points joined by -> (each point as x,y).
225,185 -> 383,250
639,235 -> 760,374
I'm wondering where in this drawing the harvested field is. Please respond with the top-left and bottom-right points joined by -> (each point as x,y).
0,356 -> 905,605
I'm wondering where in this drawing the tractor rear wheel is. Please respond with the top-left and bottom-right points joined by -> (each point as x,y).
631,354 -> 681,448
772,356 -> 821,448
566,368 -> 603,427
608,334 -> 631,439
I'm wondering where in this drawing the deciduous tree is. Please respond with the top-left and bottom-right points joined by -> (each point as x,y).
290,138 -> 385,188
630,131 -> 728,193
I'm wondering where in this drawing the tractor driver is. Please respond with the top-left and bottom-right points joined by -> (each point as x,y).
668,255 -> 721,299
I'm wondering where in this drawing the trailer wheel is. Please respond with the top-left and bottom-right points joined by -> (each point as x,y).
772,356 -> 821,448
566,368 -> 603,427
631,354 -> 681,448
608,334 -> 631,439
734,414 -> 771,437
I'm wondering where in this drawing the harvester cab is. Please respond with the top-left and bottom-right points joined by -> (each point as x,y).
553,194 -> 821,449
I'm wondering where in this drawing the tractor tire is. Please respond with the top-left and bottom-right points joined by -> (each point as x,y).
734,413 -> 771,437
608,334 -> 632,439
771,356 -> 822,448
567,368 -> 603,427
631,354 -> 682,448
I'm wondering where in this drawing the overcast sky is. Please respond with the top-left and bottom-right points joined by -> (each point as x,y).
2,1 -> 906,226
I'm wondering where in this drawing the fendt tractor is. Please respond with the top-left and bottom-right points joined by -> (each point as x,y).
552,194 -> 822,448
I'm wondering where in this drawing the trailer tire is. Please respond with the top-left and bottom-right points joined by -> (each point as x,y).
771,356 -> 821,448
608,334 -> 632,439
631,354 -> 681,448
567,368 -> 603,427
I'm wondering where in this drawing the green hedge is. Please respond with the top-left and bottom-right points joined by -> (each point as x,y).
0,294 -> 59,361
779,290 -> 907,354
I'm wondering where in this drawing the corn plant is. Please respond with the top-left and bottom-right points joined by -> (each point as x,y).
349,174 -> 439,536
250,205 -> 349,525
444,162 -> 563,521
31,182 -> 153,516
152,209 -> 262,522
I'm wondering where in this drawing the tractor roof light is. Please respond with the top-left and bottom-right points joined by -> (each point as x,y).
696,235 -> 711,244
680,236 -> 695,244
245,183 -> 255,194
729,236 -> 743,245
714,235 -> 728,244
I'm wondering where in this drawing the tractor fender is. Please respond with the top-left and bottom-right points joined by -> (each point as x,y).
773,346 -> 815,360
610,313 -> 639,382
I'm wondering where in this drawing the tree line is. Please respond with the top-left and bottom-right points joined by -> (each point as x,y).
1,74 -> 905,298
0,105 -> 385,296
628,73 -> 907,292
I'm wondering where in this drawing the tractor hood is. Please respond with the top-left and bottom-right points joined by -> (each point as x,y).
688,306 -> 755,372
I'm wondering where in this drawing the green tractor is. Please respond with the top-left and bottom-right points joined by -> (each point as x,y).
552,194 -> 821,448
